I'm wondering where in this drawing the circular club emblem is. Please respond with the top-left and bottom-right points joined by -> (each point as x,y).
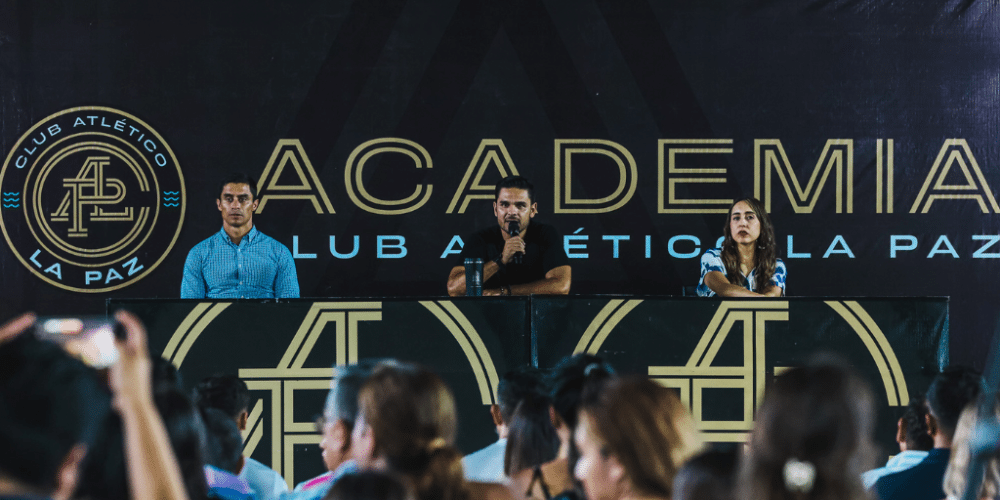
0,106 -> 185,292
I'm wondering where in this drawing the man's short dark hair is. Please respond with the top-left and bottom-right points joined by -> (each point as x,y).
0,335 -> 109,491
326,360 -> 379,426
926,365 -> 981,439
193,374 -> 251,421
902,396 -> 934,451
201,407 -> 244,475
218,172 -> 258,200
497,366 -> 546,424
495,176 -> 534,203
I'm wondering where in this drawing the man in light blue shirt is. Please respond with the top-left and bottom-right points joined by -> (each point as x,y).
181,173 -> 299,299
862,397 -> 933,488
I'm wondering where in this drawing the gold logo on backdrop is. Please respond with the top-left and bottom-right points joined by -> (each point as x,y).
576,299 -> 909,443
163,300 -> 499,487
50,156 -> 133,237
0,106 -> 184,292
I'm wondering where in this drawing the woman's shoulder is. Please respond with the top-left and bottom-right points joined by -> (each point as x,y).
775,257 -> 787,272
702,247 -> 723,259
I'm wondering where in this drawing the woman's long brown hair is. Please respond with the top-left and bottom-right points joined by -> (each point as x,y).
720,197 -> 778,293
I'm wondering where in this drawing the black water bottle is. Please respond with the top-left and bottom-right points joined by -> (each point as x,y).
464,258 -> 483,296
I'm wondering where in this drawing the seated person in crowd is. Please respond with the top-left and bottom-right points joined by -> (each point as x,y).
874,366 -> 982,500
202,407 -> 257,500
544,354 -> 615,500
942,401 -> 1000,500
463,366 -> 548,484
0,311 -> 189,500
574,375 -> 703,500
504,393 -> 567,500
0,316 -> 110,500
324,470 -> 414,500
182,172 -> 299,299
861,396 -> 934,488
194,374 -> 288,500
290,361 -> 378,500
155,387 -> 215,500
697,197 -> 785,297
738,357 -> 875,500
447,176 -> 571,296
672,447 -> 739,500
352,360 -> 513,500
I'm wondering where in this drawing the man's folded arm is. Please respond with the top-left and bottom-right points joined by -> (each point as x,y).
504,265 -> 571,296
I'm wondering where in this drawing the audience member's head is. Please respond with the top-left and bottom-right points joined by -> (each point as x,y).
943,402 -> 1000,500
353,361 -> 466,500
75,413 -> 129,500
738,358 -> 875,500
201,407 -> 245,475
898,396 -> 934,452
320,360 -> 378,473
926,365 -> 982,446
574,375 -> 703,500
494,366 -> 547,438
193,374 -> 251,429
549,354 -> 614,446
672,447 -> 739,500
0,334 -> 110,499
324,470 -> 416,500
504,392 -> 560,477
154,387 -> 210,500
153,356 -> 185,392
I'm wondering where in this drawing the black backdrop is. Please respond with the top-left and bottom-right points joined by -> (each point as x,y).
2,1 -> 998,369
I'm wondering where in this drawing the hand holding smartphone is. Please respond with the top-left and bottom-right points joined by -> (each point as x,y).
35,316 -> 122,368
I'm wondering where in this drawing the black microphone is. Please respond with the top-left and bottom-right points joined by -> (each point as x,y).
508,220 -> 523,264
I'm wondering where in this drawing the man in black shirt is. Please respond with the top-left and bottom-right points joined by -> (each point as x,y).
447,176 -> 571,296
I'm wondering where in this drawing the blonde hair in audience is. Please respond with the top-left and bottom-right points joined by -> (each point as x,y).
943,403 -> 1000,500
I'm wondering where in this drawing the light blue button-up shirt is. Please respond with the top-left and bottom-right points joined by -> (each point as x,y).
181,226 -> 300,299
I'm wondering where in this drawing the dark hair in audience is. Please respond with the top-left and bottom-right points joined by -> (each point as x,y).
155,387 -> 210,500
328,360 -> 379,426
497,366 -> 547,424
324,470 -> 415,500
901,395 -> 933,451
504,393 -> 560,476
925,365 -> 982,439
76,413 -> 129,500
78,357 -> 183,500
738,357 -> 875,500
357,361 -> 468,500
495,175 -> 535,203
581,375 -> 702,499
193,374 -> 250,421
673,447 -> 739,500
218,172 -> 258,200
720,197 -> 778,293
549,354 -> 614,430
201,407 -> 245,474
153,356 -> 185,391
0,335 -> 109,492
